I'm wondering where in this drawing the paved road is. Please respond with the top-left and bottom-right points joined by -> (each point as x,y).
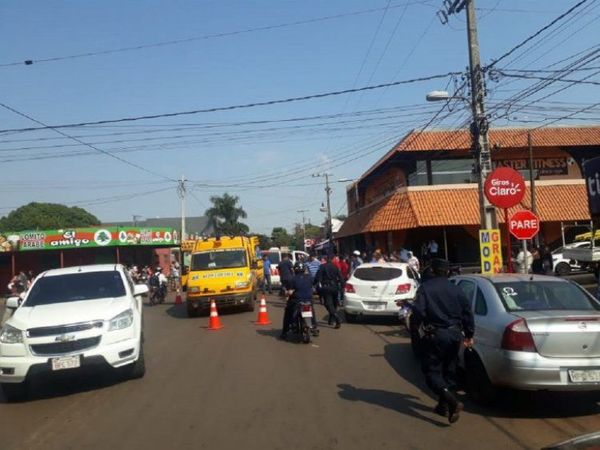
1,294 -> 598,450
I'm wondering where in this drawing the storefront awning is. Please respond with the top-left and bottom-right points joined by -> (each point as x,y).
336,180 -> 589,238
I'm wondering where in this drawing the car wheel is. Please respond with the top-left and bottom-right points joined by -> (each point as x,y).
555,262 -> 571,276
1,381 -> 29,402
246,300 -> 255,313
465,349 -> 496,405
345,312 -> 357,323
122,343 -> 146,380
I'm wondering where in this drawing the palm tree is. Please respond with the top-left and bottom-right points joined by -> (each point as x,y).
205,193 -> 249,236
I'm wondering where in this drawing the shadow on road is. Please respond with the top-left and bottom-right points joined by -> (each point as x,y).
382,342 -> 600,419
1,370 -> 127,404
336,383 -> 448,427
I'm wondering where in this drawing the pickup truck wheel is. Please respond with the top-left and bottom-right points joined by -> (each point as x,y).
125,343 -> 146,380
555,262 -> 571,276
1,382 -> 28,402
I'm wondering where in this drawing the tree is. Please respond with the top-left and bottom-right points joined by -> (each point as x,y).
0,202 -> 100,231
271,227 -> 293,248
255,233 -> 273,250
205,193 -> 249,236
292,222 -> 323,249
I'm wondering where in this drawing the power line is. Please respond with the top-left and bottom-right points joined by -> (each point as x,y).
488,0 -> 592,69
0,101 -> 177,182
497,71 -> 600,86
0,71 -> 460,134
0,1 -> 434,68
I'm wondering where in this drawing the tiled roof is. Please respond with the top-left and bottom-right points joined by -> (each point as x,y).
394,126 -> 600,152
336,182 -> 589,238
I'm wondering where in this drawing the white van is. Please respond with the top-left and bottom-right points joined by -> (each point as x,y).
263,247 -> 309,287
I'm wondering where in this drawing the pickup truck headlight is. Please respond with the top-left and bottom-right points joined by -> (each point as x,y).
0,324 -> 24,344
235,281 -> 250,289
108,309 -> 134,331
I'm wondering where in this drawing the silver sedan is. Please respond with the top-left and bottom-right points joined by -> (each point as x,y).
451,274 -> 600,403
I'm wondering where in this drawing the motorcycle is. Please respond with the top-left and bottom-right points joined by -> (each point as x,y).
291,300 -> 318,344
149,284 -> 166,306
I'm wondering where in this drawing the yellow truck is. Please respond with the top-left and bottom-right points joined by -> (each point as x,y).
184,236 -> 263,317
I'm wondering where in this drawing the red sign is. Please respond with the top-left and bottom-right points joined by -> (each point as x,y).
509,210 -> 540,240
484,167 -> 526,209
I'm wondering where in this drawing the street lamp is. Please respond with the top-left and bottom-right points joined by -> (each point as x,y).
338,178 -> 360,212
426,89 -> 496,230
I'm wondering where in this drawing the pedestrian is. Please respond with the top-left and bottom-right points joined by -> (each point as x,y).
277,253 -> 294,297
428,240 -> 439,258
541,245 -> 553,275
315,255 -> 343,328
531,248 -> 545,275
262,254 -> 272,294
400,247 -> 409,262
407,251 -> 420,273
307,254 -> 321,282
411,258 -> 475,424
516,246 -> 533,274
350,250 -> 363,272
371,249 -> 385,263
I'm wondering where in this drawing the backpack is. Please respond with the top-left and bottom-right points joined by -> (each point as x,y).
149,274 -> 160,287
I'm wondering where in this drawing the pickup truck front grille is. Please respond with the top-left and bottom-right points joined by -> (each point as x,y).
30,336 -> 101,356
27,321 -> 103,338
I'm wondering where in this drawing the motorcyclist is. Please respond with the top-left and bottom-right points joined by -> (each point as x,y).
280,262 -> 318,340
150,267 -> 168,302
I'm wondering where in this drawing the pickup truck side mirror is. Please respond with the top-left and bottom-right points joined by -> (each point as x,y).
6,296 -> 21,308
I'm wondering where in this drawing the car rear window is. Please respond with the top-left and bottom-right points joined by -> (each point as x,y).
494,281 -> 600,312
267,252 -> 280,264
353,267 -> 403,281
25,271 -> 126,306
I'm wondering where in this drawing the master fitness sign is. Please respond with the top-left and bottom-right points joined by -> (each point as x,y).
0,227 -> 179,252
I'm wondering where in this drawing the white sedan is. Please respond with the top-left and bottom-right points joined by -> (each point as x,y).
343,262 -> 419,322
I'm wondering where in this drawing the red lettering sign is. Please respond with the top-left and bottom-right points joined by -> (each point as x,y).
484,167 -> 526,209
509,210 -> 540,240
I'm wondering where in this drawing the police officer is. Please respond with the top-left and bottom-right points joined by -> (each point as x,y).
411,258 -> 474,424
315,255 -> 343,328
277,253 -> 294,297
280,262 -> 318,340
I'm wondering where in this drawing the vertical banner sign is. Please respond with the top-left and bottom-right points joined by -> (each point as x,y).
583,156 -> 600,221
479,229 -> 503,275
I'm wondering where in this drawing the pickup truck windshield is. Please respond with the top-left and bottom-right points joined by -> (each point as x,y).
25,271 -> 126,306
191,249 -> 247,270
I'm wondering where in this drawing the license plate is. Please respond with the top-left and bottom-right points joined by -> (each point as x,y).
568,369 -> 600,383
301,310 -> 313,318
51,355 -> 81,371
366,304 -> 386,311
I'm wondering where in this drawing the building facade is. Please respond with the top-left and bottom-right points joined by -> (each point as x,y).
336,126 -> 600,264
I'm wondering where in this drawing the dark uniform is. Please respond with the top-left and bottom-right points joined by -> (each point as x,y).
278,256 -> 294,295
411,259 -> 474,424
315,260 -> 343,328
281,272 -> 317,337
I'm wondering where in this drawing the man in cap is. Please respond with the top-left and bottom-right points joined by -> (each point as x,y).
410,258 -> 474,424
350,250 -> 363,272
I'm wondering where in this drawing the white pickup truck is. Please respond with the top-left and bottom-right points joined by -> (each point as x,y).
0,264 -> 147,401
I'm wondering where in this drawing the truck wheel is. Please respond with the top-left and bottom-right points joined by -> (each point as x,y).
1,381 -> 28,402
187,302 -> 198,318
555,262 -> 571,276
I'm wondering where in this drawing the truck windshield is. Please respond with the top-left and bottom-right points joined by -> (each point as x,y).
25,271 -> 126,306
191,249 -> 247,270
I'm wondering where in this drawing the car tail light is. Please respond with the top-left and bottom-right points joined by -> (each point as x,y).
271,268 -> 279,276
501,318 -> 537,353
345,283 -> 355,293
395,283 -> 411,295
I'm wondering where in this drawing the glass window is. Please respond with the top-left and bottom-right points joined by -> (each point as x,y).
494,281 -> 600,312
191,249 -> 247,271
407,159 -> 474,186
25,271 -> 126,306
267,251 -> 281,264
474,288 -> 488,315
457,280 -> 476,301
353,267 -> 402,281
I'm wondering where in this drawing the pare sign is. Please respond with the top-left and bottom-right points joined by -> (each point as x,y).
484,167 -> 526,209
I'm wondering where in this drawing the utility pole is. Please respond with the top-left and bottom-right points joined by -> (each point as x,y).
312,172 -> 333,252
177,175 -> 187,240
297,209 -> 308,251
528,131 -> 539,246
439,0 -> 496,230
132,215 -> 142,227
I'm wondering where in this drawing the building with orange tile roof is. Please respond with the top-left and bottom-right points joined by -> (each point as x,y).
336,125 -> 599,265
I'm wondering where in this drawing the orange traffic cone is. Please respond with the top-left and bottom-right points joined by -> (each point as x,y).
174,288 -> 183,305
207,299 -> 224,331
255,295 -> 272,325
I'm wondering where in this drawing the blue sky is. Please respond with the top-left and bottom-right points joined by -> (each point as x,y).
0,0 -> 598,234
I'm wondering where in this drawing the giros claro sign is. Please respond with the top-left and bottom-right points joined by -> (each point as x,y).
484,167 -> 526,209
583,156 -> 600,219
